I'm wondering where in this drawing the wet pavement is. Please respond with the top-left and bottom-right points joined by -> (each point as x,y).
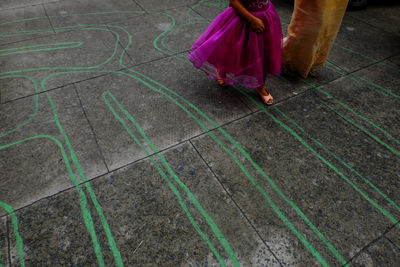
1,0 -> 399,266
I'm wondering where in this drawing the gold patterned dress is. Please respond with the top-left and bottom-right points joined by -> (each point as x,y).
282,0 -> 349,78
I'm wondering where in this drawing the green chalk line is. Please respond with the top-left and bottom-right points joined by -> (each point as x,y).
146,14 -> 340,265
273,106 -> 400,215
115,59 -> 333,267
325,62 -> 400,101
110,17 -> 333,261
0,202 -> 24,267
103,91 -> 233,267
300,79 -> 400,157
1,25 -> 125,266
188,0 -> 229,19
120,67 -> 332,264
0,42 -> 83,56
187,0 -> 209,20
117,7 -> 398,266
0,10 -> 235,267
110,12 -> 334,265
0,26 -> 121,75
3,17 -> 231,262
3,8 -> 396,266
40,65 -> 239,265
119,21 -> 332,262
0,25 -> 127,266
319,99 -> 400,158
0,135 -> 104,266
41,77 -> 123,266
0,75 -> 39,138
0,8 -> 358,266
277,73 -> 400,158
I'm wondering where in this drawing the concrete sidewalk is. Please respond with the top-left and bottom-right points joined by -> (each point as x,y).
1,0 -> 399,266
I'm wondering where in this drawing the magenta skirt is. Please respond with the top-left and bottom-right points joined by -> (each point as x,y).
187,2 -> 282,88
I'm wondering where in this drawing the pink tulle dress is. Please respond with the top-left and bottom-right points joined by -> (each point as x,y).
188,0 -> 282,88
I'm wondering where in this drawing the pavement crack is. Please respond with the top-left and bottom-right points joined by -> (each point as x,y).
188,139 -> 285,267
42,4 -> 56,34
73,83 -> 110,173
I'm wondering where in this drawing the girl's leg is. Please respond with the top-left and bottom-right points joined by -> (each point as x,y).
256,84 -> 274,105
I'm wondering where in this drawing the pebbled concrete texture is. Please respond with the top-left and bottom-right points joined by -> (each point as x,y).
0,217 -> 7,267
0,5 -> 53,46
315,63 -> 400,156
108,7 -> 206,67
0,0 -> 62,10
7,186 -> 108,266
190,92 -> 400,265
87,142 -> 280,266
1,0 -> 400,266
0,75 -> 38,104
347,1 -> 400,36
189,0 -> 229,22
0,26 -> 127,93
74,55 -> 251,171
6,142 -> 281,266
134,0 -> 199,12
230,62 -> 345,112
349,237 -> 400,267
0,85 -> 107,216
327,14 -> 400,73
385,224 -> 400,250
44,0 -> 143,28
388,54 -> 400,67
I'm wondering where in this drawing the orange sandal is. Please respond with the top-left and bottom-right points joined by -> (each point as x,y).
216,69 -> 228,87
256,86 -> 274,105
